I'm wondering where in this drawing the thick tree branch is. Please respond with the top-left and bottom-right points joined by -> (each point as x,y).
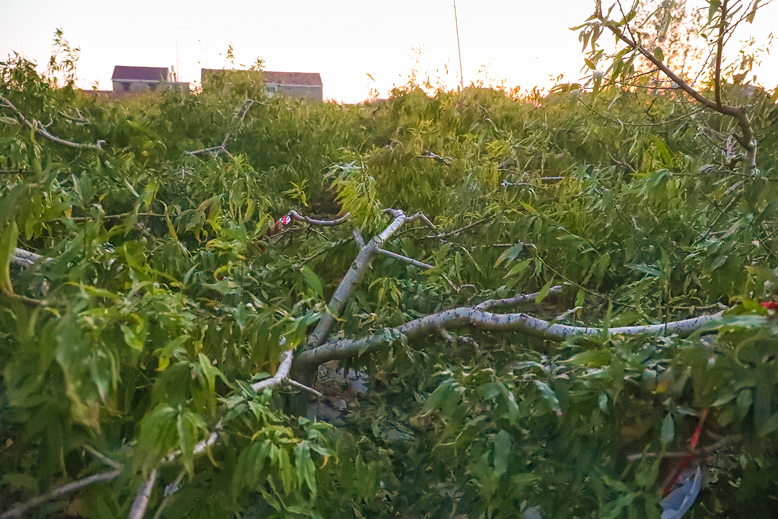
0,470 -> 122,519
0,95 -> 104,150
251,349 -> 294,391
297,307 -> 724,367
304,210 -> 426,349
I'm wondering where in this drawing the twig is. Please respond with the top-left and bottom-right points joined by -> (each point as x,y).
0,470 -> 122,519
417,150 -> 452,165
437,326 -> 480,356
1,292 -> 43,306
128,469 -> 158,519
376,248 -> 433,269
69,212 -> 167,222
82,445 -> 124,470
502,177 -> 566,187
627,435 -> 742,462
151,469 -> 186,519
59,107 -> 89,124
423,217 -> 490,240
575,95 -> 705,128
476,286 -> 563,311
286,378 -> 323,397
288,210 -> 350,226
0,95 -> 104,150
184,133 -> 232,157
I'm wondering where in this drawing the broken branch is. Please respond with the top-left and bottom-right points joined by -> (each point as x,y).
0,95 -> 104,150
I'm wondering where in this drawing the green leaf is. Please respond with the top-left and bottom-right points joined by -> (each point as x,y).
493,430 -> 511,477
495,243 -> 524,267
505,258 -> 532,279
758,410 -> 778,436
0,221 -> 18,294
710,255 -> 728,270
295,441 -> 317,495
301,265 -> 323,298
534,380 -> 562,416
278,447 -> 295,494
563,349 -> 612,367
746,0 -> 760,23
2,473 -> 39,492
660,414 -> 675,446
534,278 -> 555,304
575,289 -> 585,308
653,47 -> 664,61
709,0 -> 721,22
139,181 -> 159,210
626,263 -> 662,278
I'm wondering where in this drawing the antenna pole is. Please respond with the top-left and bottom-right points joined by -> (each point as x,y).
453,0 -> 464,90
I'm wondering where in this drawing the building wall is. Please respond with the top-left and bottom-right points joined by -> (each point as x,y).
112,81 -> 190,93
272,84 -> 323,102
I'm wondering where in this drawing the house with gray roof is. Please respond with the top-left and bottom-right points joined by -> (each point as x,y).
111,66 -> 189,93
200,69 -> 323,102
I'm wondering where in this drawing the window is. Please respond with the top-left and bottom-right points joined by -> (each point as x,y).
149,83 -> 157,92
122,83 -> 130,91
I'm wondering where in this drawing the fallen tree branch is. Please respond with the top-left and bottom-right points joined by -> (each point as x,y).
297,307 -> 725,367
0,470 -> 122,519
0,95 -> 104,150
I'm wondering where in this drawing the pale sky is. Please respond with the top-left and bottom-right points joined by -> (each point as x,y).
0,0 -> 776,103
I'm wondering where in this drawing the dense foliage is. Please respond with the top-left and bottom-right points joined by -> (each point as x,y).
2,33 -> 778,518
